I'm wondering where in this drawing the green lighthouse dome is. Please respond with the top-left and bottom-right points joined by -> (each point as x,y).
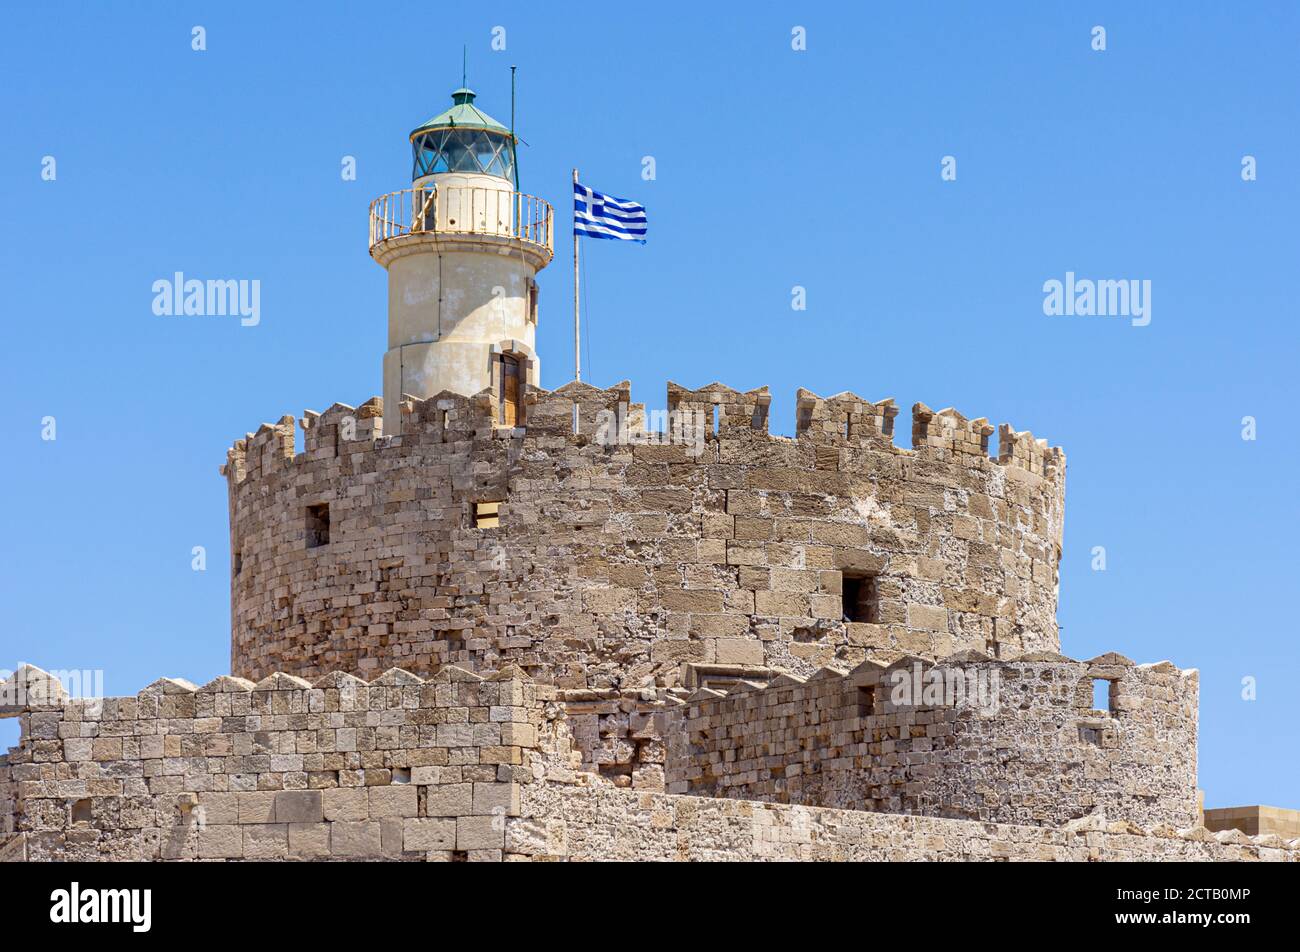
409,87 -> 515,181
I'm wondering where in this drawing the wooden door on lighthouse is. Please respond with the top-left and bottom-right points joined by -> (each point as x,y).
500,354 -> 520,426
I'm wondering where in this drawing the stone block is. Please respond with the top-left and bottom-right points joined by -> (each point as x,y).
288,822 -> 331,858
425,783 -> 473,817
330,821 -> 383,857
242,824 -> 289,860
321,787 -> 369,821
456,815 -> 505,851
238,791 -> 276,823
197,824 -> 243,859
472,782 -> 521,817
404,818 -> 456,851
274,790 -> 323,823
369,784 -> 418,818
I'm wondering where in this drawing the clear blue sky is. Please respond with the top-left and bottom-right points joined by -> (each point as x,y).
2,2 -> 1296,809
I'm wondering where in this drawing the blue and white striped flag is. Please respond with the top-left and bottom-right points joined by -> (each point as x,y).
574,182 -> 647,243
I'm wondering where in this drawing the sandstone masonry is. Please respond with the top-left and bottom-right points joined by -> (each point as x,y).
2,379 -> 1265,863
0,664 -> 1293,862
667,653 -> 1198,829
224,382 -> 1065,689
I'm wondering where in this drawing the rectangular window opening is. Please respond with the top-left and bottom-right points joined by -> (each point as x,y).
842,572 -> 880,624
857,686 -> 876,717
474,501 -> 501,530
305,503 -> 330,548
1091,678 -> 1117,714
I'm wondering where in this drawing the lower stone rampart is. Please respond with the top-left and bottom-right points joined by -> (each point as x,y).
512,786 -> 1299,862
0,663 -> 1280,863
667,652 -> 1198,829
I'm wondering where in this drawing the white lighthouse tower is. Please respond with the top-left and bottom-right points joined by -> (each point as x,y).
369,85 -> 554,434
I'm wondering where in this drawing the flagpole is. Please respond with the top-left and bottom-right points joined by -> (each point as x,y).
573,167 -> 581,382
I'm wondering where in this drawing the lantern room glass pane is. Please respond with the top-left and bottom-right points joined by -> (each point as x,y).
411,129 -> 514,181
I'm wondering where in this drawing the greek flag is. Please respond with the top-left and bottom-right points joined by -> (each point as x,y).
574,182 -> 647,243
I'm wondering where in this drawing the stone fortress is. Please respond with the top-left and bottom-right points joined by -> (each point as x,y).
1,88 -> 1294,862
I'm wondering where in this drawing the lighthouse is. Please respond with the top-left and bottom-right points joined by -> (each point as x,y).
369,85 -> 554,434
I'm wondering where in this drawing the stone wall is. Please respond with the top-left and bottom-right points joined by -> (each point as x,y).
558,687 -> 686,790
0,664 -> 560,861
224,380 -> 1066,690
1,665 -> 1286,863
511,785 -> 1299,862
666,652 -> 1199,829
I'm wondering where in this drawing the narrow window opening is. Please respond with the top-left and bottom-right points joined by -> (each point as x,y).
1092,678 -> 1117,714
711,405 -> 719,435
571,401 -> 579,434
234,551 -> 243,575
440,409 -> 449,442
857,686 -> 876,717
474,501 -> 501,529
305,503 -> 330,548
392,767 -> 411,784
842,572 -> 880,623
71,798 -> 92,823
527,281 -> 539,323
498,354 -> 521,427
842,414 -> 851,440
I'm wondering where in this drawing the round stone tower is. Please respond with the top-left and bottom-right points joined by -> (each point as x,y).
370,87 -> 554,435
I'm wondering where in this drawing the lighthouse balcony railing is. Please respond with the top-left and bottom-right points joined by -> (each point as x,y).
368,186 -> 553,256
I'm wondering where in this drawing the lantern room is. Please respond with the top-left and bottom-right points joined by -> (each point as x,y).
409,88 -> 516,183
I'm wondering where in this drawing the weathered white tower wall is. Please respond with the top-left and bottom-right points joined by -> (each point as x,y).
381,228 -> 540,411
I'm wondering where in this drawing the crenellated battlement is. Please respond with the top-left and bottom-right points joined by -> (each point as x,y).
911,402 -> 995,459
0,659 -> 540,721
220,380 -> 1066,488
301,397 -> 383,457
796,389 -> 898,446
222,379 -> 1069,690
999,422 -> 1066,480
